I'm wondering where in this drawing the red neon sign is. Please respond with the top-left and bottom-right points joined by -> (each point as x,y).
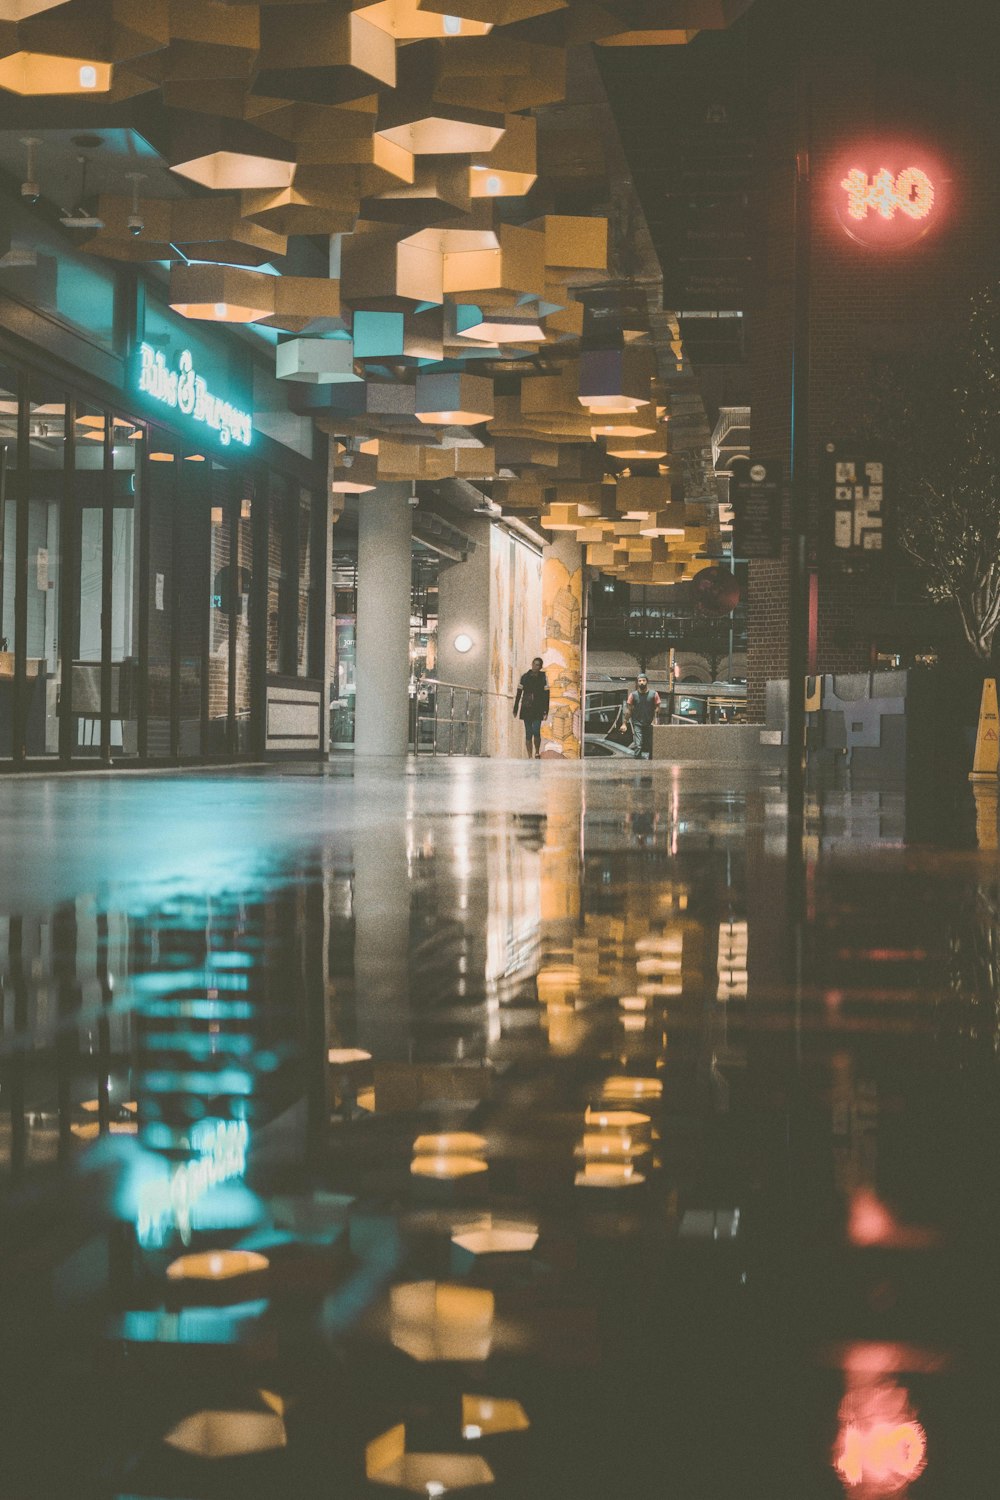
832,145 -> 946,248
834,1379 -> 928,1496
841,168 -> 934,224
836,1417 -> 927,1492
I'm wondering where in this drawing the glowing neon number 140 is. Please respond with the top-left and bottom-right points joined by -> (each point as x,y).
841,166 -> 935,222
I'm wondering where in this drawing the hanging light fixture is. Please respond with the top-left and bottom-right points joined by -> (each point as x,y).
415,370 -> 494,425
276,336 -> 361,385
169,263 -> 276,323
578,348 -> 652,414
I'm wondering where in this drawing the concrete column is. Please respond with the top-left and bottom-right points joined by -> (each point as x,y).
541,534 -> 585,759
355,483 -> 411,757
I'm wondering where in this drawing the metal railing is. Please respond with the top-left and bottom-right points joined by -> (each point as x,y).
711,405 -> 751,472
413,678 -> 486,756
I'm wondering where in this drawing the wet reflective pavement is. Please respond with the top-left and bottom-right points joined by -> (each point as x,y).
2,760 -> 1000,1498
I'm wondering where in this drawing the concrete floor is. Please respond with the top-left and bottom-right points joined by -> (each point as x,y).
0,758 -> 997,1497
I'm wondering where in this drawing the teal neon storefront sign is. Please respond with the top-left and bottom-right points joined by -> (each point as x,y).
136,1117 -> 250,1248
138,342 -> 252,448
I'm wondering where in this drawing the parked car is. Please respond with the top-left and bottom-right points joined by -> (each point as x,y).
584,733 -> 637,757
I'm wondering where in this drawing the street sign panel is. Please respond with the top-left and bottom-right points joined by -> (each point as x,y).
732,459 -> 783,559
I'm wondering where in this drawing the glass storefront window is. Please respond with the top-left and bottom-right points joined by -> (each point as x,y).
207,462 -> 230,754
0,345 -> 322,766
174,443 -> 207,757
111,419 -> 141,757
267,480 -> 296,677
297,489 -> 312,678
0,367 -> 18,759
71,404 -> 105,756
234,480 -> 254,751
144,427 -> 174,758
27,382 -> 64,756
332,616 -> 356,746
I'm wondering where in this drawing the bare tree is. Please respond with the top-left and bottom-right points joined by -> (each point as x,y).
896,283 -> 1000,664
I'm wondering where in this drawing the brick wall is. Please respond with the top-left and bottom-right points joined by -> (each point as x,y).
744,0 -> 1000,720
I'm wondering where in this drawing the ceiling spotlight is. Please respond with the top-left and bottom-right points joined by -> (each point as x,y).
20,137 -> 40,206
125,171 -> 145,237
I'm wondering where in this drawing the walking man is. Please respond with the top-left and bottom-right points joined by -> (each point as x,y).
514,657 -> 550,758
625,674 -> 661,759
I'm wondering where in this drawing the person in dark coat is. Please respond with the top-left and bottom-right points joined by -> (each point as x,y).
625,674 -> 661,759
514,657 -> 550,758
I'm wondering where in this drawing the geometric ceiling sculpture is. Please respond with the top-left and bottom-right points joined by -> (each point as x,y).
9,0 -> 746,583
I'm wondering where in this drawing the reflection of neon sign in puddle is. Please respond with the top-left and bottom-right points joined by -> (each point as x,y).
137,1118 -> 249,1249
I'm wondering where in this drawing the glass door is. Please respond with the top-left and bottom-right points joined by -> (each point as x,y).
110,417 -> 141,758
143,428 -> 175,757
174,443 -> 207,757
207,461 -> 230,755
70,403 -> 104,758
233,477 -> 254,753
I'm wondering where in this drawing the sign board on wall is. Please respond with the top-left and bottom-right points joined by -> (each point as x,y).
824,442 -> 886,570
731,459 -> 783,559
831,144 -> 947,250
137,343 -> 252,448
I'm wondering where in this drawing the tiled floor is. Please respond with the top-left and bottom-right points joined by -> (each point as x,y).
1,758 -> 997,1497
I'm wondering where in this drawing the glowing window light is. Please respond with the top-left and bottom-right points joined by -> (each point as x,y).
78,64 -> 97,88
840,166 -> 934,222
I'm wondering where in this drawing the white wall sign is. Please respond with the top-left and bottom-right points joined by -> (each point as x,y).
138,342 -> 252,448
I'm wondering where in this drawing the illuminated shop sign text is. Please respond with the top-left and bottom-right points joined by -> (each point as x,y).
137,1117 -> 250,1248
840,166 -> 934,223
138,342 -> 252,448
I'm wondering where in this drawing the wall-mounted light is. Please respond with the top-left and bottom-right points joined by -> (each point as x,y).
454,632 -> 474,654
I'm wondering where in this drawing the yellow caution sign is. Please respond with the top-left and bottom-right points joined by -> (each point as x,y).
970,677 -> 1000,780
972,784 -> 999,850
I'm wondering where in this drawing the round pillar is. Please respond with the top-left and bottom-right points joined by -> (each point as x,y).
355,483 -> 412,757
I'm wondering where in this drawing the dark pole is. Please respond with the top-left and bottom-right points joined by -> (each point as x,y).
786,96 -> 811,856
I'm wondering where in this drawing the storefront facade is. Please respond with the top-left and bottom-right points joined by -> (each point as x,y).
0,209 -> 330,769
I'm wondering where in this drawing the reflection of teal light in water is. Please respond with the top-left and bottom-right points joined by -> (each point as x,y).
137,1118 -> 249,1249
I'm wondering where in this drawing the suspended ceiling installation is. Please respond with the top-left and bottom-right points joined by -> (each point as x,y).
0,0 -> 754,584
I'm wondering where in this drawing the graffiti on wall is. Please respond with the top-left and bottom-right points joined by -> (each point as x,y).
541,549 -> 583,759
488,529 -> 543,757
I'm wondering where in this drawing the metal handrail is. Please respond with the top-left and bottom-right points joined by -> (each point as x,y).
419,677 -> 514,698
414,677 -> 487,756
